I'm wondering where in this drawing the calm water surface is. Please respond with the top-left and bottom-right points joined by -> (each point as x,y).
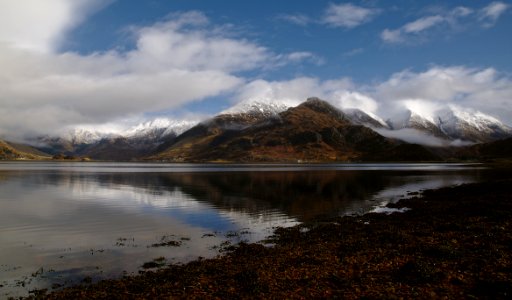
0,162 -> 497,297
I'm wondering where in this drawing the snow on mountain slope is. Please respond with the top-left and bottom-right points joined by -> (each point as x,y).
64,128 -> 114,145
387,110 -> 448,139
221,100 -> 293,117
124,118 -> 197,139
66,119 -> 197,144
33,98 -> 512,156
387,105 -> 512,143
37,118 -> 199,155
344,108 -> 389,128
437,106 -> 512,142
222,97 -> 389,129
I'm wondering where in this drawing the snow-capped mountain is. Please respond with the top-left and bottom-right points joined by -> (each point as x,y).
29,97 -> 512,160
221,100 -> 292,117
33,118 -> 199,158
63,119 -> 197,145
437,106 -> 512,143
123,119 -> 197,141
387,106 -> 512,143
224,100 -> 512,145
64,128 -> 115,145
222,98 -> 389,129
387,110 -> 448,139
344,108 -> 389,128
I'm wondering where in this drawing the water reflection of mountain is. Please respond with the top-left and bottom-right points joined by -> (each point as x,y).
155,171 -> 394,220
0,165 -> 493,299
0,168 -> 486,221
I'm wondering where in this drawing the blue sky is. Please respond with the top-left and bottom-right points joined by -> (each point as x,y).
0,0 -> 511,139
65,0 -> 512,82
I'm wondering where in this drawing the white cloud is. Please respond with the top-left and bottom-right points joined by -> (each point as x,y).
323,3 -> 379,28
331,91 -> 379,114
128,11 -> 270,73
277,13 -> 311,26
380,29 -> 403,43
380,2 -> 509,44
0,0 -> 109,53
374,128 -> 472,147
286,51 -> 316,62
233,76 -> 380,115
1,2 -> 511,144
373,66 -> 512,125
231,66 -> 512,129
276,51 -> 325,66
381,14 -> 447,44
376,67 -> 495,102
403,15 -> 445,33
451,6 -> 474,18
278,3 -> 378,29
479,1 -> 509,27
235,78 -> 325,108
0,6 -> 320,141
342,48 -> 364,57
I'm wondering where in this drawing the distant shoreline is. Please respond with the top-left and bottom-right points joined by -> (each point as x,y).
33,177 -> 512,299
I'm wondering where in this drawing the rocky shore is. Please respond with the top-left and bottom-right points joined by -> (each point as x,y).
30,180 -> 511,299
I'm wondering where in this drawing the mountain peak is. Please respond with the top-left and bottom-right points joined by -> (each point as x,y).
305,96 -> 322,103
124,118 -> 196,138
300,97 -> 345,119
437,106 -> 512,142
64,128 -> 110,145
386,105 -> 512,143
344,108 -> 389,128
152,96 -> 399,162
222,100 -> 291,117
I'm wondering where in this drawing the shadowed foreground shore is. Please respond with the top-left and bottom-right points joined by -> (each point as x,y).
30,180 -> 511,299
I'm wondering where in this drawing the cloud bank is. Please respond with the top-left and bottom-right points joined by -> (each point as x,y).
0,1 -> 510,144
373,128 -> 473,147
374,66 -> 512,123
234,66 -> 512,128
0,5 -> 313,140
233,77 -> 379,115
0,0 -> 111,52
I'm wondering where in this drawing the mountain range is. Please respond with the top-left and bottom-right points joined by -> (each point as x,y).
1,97 -> 511,162
31,119 -> 197,161
150,98 -> 440,162
386,106 -> 512,143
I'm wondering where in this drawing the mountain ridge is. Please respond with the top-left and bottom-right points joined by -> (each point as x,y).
31,119 -> 197,160
387,106 -> 512,143
12,97 -> 512,162
150,98 -> 440,162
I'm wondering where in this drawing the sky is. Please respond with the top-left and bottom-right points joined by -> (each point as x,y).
0,0 -> 511,140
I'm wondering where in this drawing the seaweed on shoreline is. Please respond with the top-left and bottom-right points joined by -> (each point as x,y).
29,180 -> 512,299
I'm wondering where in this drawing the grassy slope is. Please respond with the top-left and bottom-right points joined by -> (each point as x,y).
0,139 -> 51,160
